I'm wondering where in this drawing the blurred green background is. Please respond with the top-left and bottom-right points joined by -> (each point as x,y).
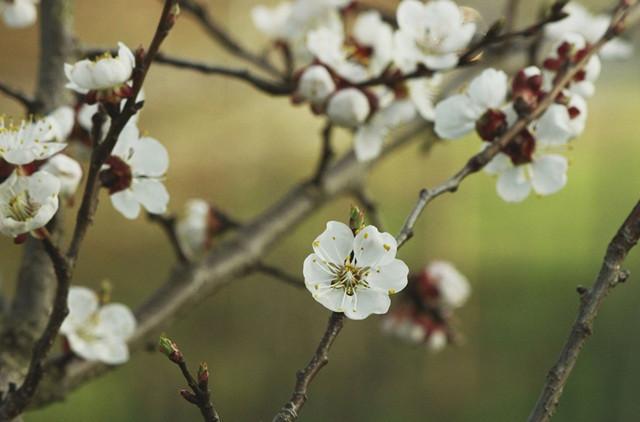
1,0 -> 639,421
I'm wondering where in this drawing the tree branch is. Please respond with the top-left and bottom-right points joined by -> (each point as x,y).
255,262 -> 305,289
177,0 -> 283,78
311,122 -> 334,185
0,81 -> 38,111
272,312 -> 345,422
527,200 -> 640,422
147,213 -> 189,264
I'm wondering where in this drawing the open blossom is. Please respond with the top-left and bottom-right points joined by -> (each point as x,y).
0,116 -> 67,165
0,170 -> 60,238
406,74 -> 442,121
60,286 -> 136,365
45,106 -> 75,142
382,260 -> 470,351
0,0 -> 37,28
176,199 -> 223,259
99,124 -> 169,219
303,221 -> 408,320
65,42 -> 135,102
544,2 -> 633,60
41,154 -> 83,199
394,0 -> 476,72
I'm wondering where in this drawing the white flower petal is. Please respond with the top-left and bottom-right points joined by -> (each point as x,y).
131,179 -> 169,215
312,221 -> 354,265
434,94 -> 480,140
60,287 -> 99,334
353,225 -> 397,268
496,165 -> 531,202
111,190 -> 141,219
530,154 -> 568,196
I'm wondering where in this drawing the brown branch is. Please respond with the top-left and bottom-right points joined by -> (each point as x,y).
255,262 -> 305,289
30,120 -> 431,409
272,312 -> 345,422
159,337 -> 220,422
0,235 -> 71,420
395,2 -> 634,248
311,122 -> 334,185
153,53 -> 294,95
527,200 -> 640,422
0,81 -> 38,111
177,0 -> 283,78
147,213 -> 189,264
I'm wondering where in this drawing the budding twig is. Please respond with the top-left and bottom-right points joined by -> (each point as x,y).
527,200 -> 640,422
272,312 -> 345,422
351,188 -> 384,231
158,336 -> 221,422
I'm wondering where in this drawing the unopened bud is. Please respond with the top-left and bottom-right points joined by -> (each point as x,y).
168,3 -> 181,27
180,389 -> 198,404
197,362 -> 209,386
349,205 -> 365,233
158,335 -> 183,363
99,279 -> 112,305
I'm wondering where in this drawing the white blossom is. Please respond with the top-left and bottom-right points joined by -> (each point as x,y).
0,170 -> 60,238
0,116 -> 66,165
434,68 -> 508,139
544,2 -> 633,60
65,42 -> 135,95
251,2 -> 293,40
304,221 -> 408,320
176,198 -> 212,259
45,106 -> 75,142
0,0 -> 37,28
102,124 -> 169,219
424,261 -> 470,309
395,0 -> 476,72
326,88 -> 370,128
60,286 -> 136,365
407,74 -> 442,121
41,154 -> 83,199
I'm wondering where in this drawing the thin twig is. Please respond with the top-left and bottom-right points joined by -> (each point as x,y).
147,213 -> 189,264
159,337 -> 220,422
255,262 -> 305,289
527,200 -> 640,422
0,81 -> 38,111
177,0 -> 283,78
311,122 -> 334,185
272,312 -> 345,422
154,53 -> 294,95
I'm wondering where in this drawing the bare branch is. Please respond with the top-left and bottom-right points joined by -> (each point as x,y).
272,312 -> 345,422
0,81 -> 38,111
527,200 -> 640,422
177,0 -> 283,78
255,263 -> 305,289
153,53 -> 294,95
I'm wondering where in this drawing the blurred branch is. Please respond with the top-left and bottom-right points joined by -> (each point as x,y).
147,213 -> 189,264
311,122 -> 334,185
154,53 -> 294,95
527,200 -> 640,422
272,312 -> 345,422
159,336 -> 220,422
255,262 -> 305,289
0,81 -> 38,111
395,2 -> 635,248
177,0 -> 283,78
504,0 -> 521,34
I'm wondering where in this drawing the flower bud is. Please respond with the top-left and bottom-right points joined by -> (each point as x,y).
326,88 -> 370,128
297,65 -> 335,105
197,362 -> 209,387
180,389 -> 198,404
158,335 -> 183,363
349,205 -> 365,234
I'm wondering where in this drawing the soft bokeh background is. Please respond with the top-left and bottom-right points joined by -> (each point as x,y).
1,0 -> 639,421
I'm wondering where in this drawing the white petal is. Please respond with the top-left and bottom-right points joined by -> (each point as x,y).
396,0 -> 427,39
60,286 -> 99,334
303,253 -> 335,289
483,151 -> 512,175
353,225 -> 397,268
496,166 -> 531,202
92,339 -> 130,365
468,68 -> 508,110
312,221 -> 354,265
111,190 -> 141,219
344,289 -> 391,320
530,154 -> 568,196
366,259 -> 409,294
66,332 -> 99,361
131,179 -> 169,215
434,94 -> 480,139
129,137 -> 169,176
96,303 -> 136,340
354,123 -> 386,162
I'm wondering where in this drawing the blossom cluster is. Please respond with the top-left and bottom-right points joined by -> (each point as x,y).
382,261 -> 470,351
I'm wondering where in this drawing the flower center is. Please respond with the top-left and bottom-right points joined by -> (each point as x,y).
76,313 -> 102,343
333,263 -> 370,296
5,190 -> 38,222
100,155 -> 133,194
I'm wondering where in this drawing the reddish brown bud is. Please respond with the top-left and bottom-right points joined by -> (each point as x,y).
180,389 -> 198,404
475,109 -> 507,141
